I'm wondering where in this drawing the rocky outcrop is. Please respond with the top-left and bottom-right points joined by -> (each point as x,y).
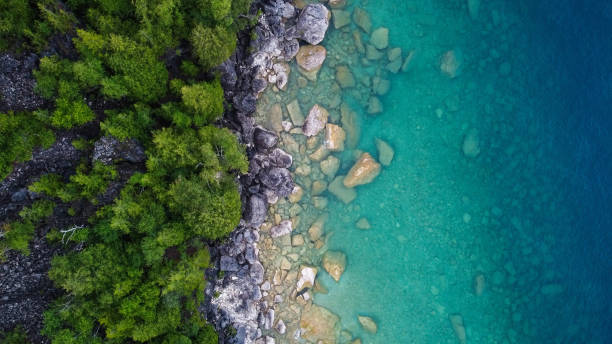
0,54 -> 44,112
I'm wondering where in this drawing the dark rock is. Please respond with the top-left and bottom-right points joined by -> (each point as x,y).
249,262 -> 265,284
0,54 -> 45,112
296,4 -> 330,45
10,189 -> 28,203
92,136 -> 146,165
258,167 -> 294,197
244,194 -> 267,227
220,256 -> 240,272
269,148 -> 293,168
253,127 -> 278,151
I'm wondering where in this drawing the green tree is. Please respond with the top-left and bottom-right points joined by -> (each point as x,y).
190,24 -> 236,69
180,80 -> 225,126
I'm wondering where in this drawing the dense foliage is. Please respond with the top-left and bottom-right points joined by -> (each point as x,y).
0,0 -> 253,342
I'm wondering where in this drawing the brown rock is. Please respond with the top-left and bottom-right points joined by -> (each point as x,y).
296,45 -> 327,80
299,304 -> 339,344
322,250 -> 347,282
324,123 -> 346,151
344,153 -> 381,187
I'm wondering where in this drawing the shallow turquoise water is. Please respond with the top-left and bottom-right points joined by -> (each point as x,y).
311,0 -> 612,343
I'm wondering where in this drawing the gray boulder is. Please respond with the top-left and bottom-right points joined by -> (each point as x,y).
254,127 -> 278,151
92,136 -> 146,165
258,167 -> 294,197
296,4 -> 330,45
244,194 -> 268,227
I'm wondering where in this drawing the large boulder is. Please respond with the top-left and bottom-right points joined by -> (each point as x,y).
322,250 -> 347,282
244,194 -> 267,227
258,167 -> 294,197
254,127 -> 278,151
299,304 -> 339,344
296,45 -> 327,80
296,4 -> 330,45
303,104 -> 329,137
343,153 -> 381,188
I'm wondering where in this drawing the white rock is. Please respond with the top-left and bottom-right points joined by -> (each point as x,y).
297,266 -> 318,290
303,104 -> 329,137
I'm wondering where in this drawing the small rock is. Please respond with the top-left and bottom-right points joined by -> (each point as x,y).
373,77 -> 391,96
245,194 -> 267,227
401,50 -> 416,72
344,152 -> 381,187
352,8 -> 372,33
474,273 -> 486,296
324,123 -> 346,151
311,180 -> 328,195
266,103 -> 284,133
357,315 -> 378,334
388,47 -> 402,61
322,250 -> 347,282
270,220 -> 293,238
367,96 -> 383,115
375,139 -> 394,166
292,234 -> 305,246
309,145 -> 330,161
440,49 -> 463,78
370,27 -> 389,49
308,216 -> 327,241
462,128 -> 481,158
303,104 -> 329,137
329,175 -> 357,203
356,218 -> 371,229
352,30 -> 365,53
449,314 -> 467,344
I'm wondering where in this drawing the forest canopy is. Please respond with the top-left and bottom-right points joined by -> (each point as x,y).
0,0 -> 253,342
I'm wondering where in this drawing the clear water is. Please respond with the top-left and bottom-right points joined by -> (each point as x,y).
304,0 -> 612,343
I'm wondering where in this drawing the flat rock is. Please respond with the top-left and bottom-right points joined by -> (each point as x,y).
320,155 -> 340,178
370,27 -> 389,49
299,304 -> 339,344
303,104 -> 329,137
352,8 -> 372,33
344,152 -> 381,188
462,128 -> 481,157
324,123 -> 346,151
297,4 -> 330,45
329,175 -> 357,204
322,250 -> 347,282
336,65 -> 356,88
375,139 -> 394,166
332,9 -> 351,29
270,220 -> 293,238
287,99 -> 305,126
357,315 -> 378,334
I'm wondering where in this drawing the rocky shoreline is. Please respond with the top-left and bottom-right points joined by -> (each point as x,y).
204,1 -> 329,343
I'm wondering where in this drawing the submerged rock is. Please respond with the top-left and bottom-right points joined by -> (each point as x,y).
287,99 -> 305,126
367,96 -> 383,115
336,65 -> 356,88
320,155 -> 340,178
352,7 -> 372,33
370,27 -> 389,50
356,218 -> 371,230
462,128 -> 481,158
324,123 -> 346,151
365,44 -> 384,60
322,250 -> 347,282
297,4 -> 330,45
332,9 -> 351,29
375,139 -> 395,166
388,47 -> 402,61
328,175 -> 357,203
449,314 -> 467,344
357,315 -> 378,334
344,153 -> 381,188
300,304 -> 339,344
474,273 -> 486,296
440,49 -> 464,78
329,0 -> 346,8
270,220 -> 293,238
303,104 -> 329,137
401,50 -> 416,72
341,103 -> 361,149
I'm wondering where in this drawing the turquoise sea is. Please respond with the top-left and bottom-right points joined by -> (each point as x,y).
306,0 -> 612,343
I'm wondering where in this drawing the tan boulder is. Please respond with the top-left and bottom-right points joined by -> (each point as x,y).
296,45 -> 327,80
322,250 -> 347,282
367,96 -> 383,115
343,153 -> 381,187
299,304 -> 339,344
324,123 -> 346,151
357,315 -> 378,334
303,104 -> 329,137
266,103 -> 284,132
